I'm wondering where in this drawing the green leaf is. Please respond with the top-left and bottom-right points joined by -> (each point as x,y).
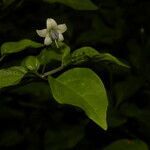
72,47 -> 99,58
71,47 -> 100,64
103,139 -> 148,150
61,44 -> 71,66
38,43 -> 71,66
0,66 -> 27,89
72,47 -> 129,68
96,53 -> 130,68
1,39 -> 43,55
44,0 -> 98,10
38,48 -> 62,65
48,68 -> 108,130
22,56 -> 40,71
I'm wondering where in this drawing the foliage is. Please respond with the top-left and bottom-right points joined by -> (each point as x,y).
0,0 -> 150,149
49,68 -> 108,130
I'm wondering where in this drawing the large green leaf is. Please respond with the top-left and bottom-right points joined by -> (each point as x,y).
1,39 -> 43,55
103,139 -> 148,150
48,68 -> 108,130
44,0 -> 98,10
0,66 -> 27,89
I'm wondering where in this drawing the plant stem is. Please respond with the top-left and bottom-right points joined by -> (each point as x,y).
42,65 -> 64,77
34,72 -> 47,80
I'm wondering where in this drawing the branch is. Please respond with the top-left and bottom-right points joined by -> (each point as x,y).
42,65 -> 64,78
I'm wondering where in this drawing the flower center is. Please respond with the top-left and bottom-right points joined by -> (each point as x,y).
50,30 -> 59,40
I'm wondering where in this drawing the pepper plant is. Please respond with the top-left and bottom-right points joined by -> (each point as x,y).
0,0 -> 150,150
0,17 -> 128,130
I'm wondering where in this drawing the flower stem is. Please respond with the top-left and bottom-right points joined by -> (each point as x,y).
55,40 -> 59,48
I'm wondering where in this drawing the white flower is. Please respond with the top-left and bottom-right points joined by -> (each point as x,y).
36,18 -> 67,46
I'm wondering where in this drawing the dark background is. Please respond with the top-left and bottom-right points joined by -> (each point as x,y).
0,0 -> 150,149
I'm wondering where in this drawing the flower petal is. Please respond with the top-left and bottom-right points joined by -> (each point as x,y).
44,35 -> 52,45
58,33 -> 64,41
57,24 -> 67,33
47,18 -> 57,29
36,29 -> 47,37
